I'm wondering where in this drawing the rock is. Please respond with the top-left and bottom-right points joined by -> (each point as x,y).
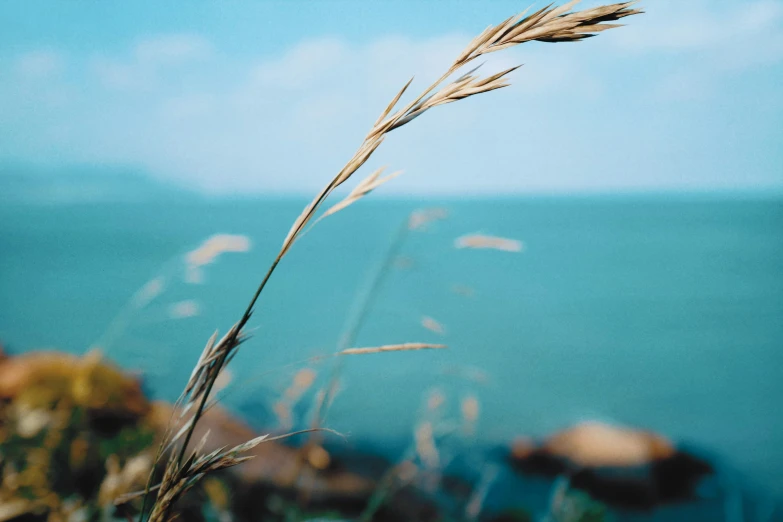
568,451 -> 714,511
150,403 -> 446,521
149,402 -> 377,505
547,421 -> 674,467
510,421 -> 675,471
508,421 -> 713,510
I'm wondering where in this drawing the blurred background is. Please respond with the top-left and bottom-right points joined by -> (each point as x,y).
1,1 -> 782,520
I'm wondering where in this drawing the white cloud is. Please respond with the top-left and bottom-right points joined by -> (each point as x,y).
175,32 -> 617,193
600,0 -> 783,101
653,69 -> 713,101
161,93 -> 215,121
90,57 -> 145,90
610,0 -> 783,65
252,38 -> 347,89
0,30 -> 671,192
147,34 -> 486,191
14,50 -> 65,79
90,33 -> 214,90
2,10 -> 780,195
133,34 -> 213,66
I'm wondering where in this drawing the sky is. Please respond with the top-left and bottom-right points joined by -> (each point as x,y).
1,0 -> 782,195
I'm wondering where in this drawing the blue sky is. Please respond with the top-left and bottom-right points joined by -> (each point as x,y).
1,0 -> 782,195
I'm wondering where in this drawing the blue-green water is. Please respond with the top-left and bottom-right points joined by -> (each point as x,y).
1,196 -> 782,505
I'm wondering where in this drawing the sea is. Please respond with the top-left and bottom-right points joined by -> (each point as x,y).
1,195 -> 781,519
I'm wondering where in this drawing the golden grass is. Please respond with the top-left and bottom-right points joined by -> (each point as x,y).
408,207 -> 449,231
465,464 -> 500,520
338,343 -> 447,356
184,234 -> 251,268
273,368 -> 317,430
461,395 -> 481,426
312,167 -> 404,226
167,300 -> 200,319
450,283 -> 476,298
455,233 -> 525,252
421,316 -> 447,335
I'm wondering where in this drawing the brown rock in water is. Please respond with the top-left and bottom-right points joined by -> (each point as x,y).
510,422 -> 674,471
508,421 -> 713,510
567,451 -> 715,510
150,402 -> 376,504
545,421 -> 674,467
150,403 -> 445,521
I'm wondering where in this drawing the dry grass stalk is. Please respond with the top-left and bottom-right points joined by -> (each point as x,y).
426,389 -> 447,413
465,463 -> 501,520
286,368 -> 317,401
450,283 -> 476,297
90,275 -> 167,351
421,316 -> 446,335
92,233 -> 252,351
303,210 -> 420,454
140,325 -> 250,521
185,234 -> 251,285
280,0 -> 640,258
311,167 -> 403,227
359,460 -> 420,522
440,364 -> 491,384
414,422 -> 440,471
135,277 -> 166,307
143,2 -> 640,519
147,433 -> 269,522
393,255 -> 415,270
338,343 -> 447,356
167,300 -> 200,320
455,234 -> 525,252
408,207 -> 449,231
274,368 -> 317,430
414,421 -> 443,493
125,428 -> 336,509
461,395 -> 481,436
185,234 -> 251,269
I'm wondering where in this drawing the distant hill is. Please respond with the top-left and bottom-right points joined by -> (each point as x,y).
0,163 -> 197,204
